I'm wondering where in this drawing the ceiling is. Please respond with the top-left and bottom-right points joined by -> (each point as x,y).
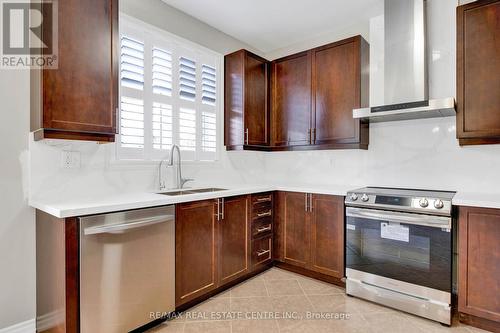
161,0 -> 383,53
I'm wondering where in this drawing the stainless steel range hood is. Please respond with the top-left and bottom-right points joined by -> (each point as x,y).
353,0 -> 455,122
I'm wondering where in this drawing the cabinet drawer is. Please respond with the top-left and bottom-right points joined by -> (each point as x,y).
253,206 -> 273,220
252,193 -> 273,205
252,236 -> 272,267
251,218 -> 273,239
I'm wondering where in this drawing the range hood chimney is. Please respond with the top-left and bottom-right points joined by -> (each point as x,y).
353,0 -> 455,122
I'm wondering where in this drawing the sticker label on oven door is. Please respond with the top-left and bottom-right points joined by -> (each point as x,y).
347,224 -> 356,231
381,223 -> 409,242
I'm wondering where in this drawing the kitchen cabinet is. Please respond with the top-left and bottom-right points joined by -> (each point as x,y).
250,192 -> 274,269
311,37 -> 369,148
271,36 -> 369,150
176,195 -> 250,306
458,206 -> 500,332
31,0 -> 118,142
457,0 -> 500,146
225,50 -> 270,150
275,191 -> 345,280
271,51 -> 312,147
176,200 -> 218,306
218,196 -> 251,285
309,194 -> 345,278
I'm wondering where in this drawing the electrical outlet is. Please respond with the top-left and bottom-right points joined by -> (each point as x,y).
61,151 -> 81,169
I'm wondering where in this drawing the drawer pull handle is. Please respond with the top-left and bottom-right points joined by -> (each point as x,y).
256,197 -> 272,203
257,249 -> 271,257
256,226 -> 272,233
257,211 -> 272,218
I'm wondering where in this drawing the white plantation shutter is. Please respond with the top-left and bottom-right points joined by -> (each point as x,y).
120,97 -> 144,148
152,102 -> 173,150
119,16 -> 221,161
201,65 -> 216,106
179,57 -> 197,101
152,47 -> 172,96
121,37 -> 145,90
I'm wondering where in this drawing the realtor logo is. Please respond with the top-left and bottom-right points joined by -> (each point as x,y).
1,0 -> 58,69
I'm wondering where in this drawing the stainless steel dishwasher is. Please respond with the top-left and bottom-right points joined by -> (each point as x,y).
79,206 -> 175,333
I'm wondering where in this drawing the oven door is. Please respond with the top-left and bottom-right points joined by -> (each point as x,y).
346,207 -> 452,292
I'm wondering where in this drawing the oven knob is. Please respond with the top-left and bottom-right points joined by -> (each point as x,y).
419,198 -> 429,208
350,193 -> 358,201
434,199 -> 444,209
361,194 -> 369,202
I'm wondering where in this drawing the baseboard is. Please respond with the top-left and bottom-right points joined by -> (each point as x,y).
0,319 -> 35,333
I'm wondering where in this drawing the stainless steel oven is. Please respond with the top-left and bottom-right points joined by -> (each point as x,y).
345,187 -> 455,325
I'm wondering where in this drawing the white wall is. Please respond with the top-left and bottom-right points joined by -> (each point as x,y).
0,69 -> 36,329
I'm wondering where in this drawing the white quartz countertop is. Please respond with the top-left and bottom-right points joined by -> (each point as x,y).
30,183 -> 500,219
452,192 -> 500,210
30,184 -> 352,218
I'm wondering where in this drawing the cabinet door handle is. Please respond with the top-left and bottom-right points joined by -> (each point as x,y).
257,211 -> 272,218
216,199 -> 220,221
308,129 -> 312,144
221,198 -> 225,220
256,196 -> 272,203
312,128 -> 316,144
309,193 -> 313,212
245,128 -> 249,145
257,249 -> 271,257
256,225 -> 272,233
305,193 -> 308,212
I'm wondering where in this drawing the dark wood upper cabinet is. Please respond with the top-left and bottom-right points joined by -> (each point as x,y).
176,200 -> 218,306
271,51 -> 312,147
457,0 -> 500,146
31,0 -> 118,143
312,36 -> 369,148
309,194 -> 344,279
218,196 -> 250,285
268,35 -> 369,150
458,206 -> 500,332
224,50 -> 270,150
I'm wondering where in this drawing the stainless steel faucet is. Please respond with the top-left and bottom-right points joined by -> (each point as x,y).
159,145 -> 193,190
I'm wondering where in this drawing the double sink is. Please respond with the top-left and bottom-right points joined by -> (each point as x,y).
157,187 -> 227,196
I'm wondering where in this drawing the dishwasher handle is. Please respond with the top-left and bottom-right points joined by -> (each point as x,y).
84,214 -> 174,235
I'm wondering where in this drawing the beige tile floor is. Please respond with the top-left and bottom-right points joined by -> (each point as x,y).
148,268 -> 489,333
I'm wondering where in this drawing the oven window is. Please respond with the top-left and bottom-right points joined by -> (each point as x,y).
346,214 -> 452,292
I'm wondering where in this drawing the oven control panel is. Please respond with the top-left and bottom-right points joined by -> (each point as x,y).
345,188 -> 454,216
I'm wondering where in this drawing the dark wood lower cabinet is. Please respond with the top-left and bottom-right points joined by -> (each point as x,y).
218,196 -> 250,285
176,195 -> 251,307
458,206 -> 500,332
175,200 -> 218,306
274,191 -> 345,281
310,194 -> 344,278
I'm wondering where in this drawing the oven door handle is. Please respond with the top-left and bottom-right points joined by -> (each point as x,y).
346,207 -> 451,229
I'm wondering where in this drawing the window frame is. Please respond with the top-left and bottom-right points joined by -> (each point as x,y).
117,14 -> 223,163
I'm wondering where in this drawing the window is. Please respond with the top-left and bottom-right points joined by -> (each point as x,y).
118,16 -> 221,161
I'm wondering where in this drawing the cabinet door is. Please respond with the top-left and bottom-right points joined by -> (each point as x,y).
458,206 -> 500,322
276,192 -> 310,267
310,195 -> 344,278
245,53 -> 269,146
312,37 -> 364,146
176,200 -> 218,306
457,0 -> 500,145
218,196 -> 250,285
224,51 -> 245,148
42,0 -> 118,135
271,52 -> 312,147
